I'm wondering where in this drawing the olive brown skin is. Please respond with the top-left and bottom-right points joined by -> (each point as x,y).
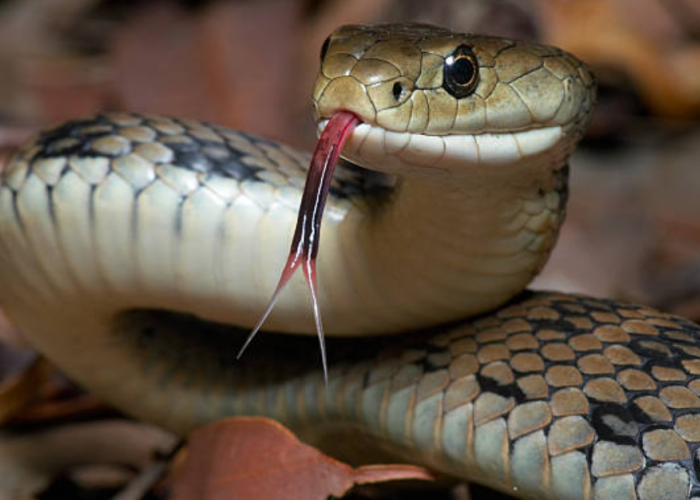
0,24 -> 697,500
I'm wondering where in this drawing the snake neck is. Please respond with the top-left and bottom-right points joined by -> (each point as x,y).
326,159 -> 569,334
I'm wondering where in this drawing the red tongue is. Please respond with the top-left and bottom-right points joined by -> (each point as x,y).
237,111 -> 360,381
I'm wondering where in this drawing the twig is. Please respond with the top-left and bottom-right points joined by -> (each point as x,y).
110,441 -> 184,500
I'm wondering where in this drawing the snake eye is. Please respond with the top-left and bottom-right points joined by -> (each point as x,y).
443,45 -> 479,98
320,36 -> 331,63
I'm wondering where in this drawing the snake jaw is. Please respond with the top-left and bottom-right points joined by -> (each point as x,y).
237,111 -> 360,382
317,119 -> 569,176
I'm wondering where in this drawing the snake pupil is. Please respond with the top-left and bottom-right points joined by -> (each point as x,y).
443,45 -> 479,98
452,57 -> 474,85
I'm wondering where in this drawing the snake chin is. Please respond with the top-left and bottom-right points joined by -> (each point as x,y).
317,119 -> 565,175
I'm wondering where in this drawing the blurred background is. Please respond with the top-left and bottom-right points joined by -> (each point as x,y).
0,0 -> 699,498
0,0 -> 699,312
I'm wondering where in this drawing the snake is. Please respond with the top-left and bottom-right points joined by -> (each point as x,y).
0,22 -> 699,500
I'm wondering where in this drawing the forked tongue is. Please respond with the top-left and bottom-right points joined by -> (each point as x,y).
236,111 -> 360,382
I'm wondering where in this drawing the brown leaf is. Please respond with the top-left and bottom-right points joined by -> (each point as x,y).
0,420 -> 177,499
9,391 -> 117,429
0,356 -> 51,426
170,417 -> 436,500
536,0 -> 700,118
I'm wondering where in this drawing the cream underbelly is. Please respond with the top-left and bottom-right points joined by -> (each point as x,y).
0,151 -> 562,338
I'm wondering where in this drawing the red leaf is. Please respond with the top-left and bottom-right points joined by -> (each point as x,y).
170,417 -> 436,500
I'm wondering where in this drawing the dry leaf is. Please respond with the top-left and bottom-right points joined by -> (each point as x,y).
0,356 -> 51,426
9,390 -> 116,429
171,417 -> 436,500
536,0 -> 700,118
0,420 -> 176,499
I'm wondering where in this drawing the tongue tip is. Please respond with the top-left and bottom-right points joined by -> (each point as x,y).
239,109 -> 360,380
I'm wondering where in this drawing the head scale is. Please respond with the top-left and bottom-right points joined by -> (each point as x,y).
312,24 -> 596,174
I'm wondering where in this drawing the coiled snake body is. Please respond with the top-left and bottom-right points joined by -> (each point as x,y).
1,24 -> 699,500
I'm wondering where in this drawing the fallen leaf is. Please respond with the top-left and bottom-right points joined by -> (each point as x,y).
536,0 -> 700,118
9,390 -> 117,430
170,417 -> 437,500
0,420 -> 177,499
0,356 -> 51,426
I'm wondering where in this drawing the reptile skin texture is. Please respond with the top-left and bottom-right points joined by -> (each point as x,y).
118,292 -> 700,500
1,24 -> 697,500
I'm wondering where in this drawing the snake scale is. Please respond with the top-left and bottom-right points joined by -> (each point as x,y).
1,23 -> 699,500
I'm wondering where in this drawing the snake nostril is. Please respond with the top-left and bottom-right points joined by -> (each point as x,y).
392,82 -> 403,101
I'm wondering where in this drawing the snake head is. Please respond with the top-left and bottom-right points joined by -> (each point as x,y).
312,23 -> 597,176
245,25 -> 598,381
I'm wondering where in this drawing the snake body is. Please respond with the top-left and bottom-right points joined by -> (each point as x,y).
0,23 -> 699,500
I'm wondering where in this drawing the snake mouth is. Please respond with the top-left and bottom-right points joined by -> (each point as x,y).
317,119 -> 564,171
243,110 -> 566,380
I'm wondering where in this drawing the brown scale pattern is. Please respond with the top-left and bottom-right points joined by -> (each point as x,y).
122,292 -> 700,500
326,292 -> 700,500
4,112 -> 388,201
